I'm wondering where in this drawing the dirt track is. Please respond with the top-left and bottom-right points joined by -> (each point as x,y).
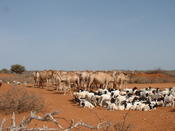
0,83 -> 175,131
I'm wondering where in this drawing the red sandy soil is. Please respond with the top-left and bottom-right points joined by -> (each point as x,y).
0,73 -> 15,79
0,83 -> 175,131
135,72 -> 175,82
0,73 -> 175,130
135,73 -> 170,78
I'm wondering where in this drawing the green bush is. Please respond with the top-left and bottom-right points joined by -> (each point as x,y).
10,64 -> 26,74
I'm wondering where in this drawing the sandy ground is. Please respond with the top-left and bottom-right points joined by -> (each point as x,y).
0,83 -> 175,131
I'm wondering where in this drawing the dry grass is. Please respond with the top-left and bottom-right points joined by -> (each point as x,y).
164,70 -> 175,77
130,76 -> 173,84
0,71 -> 33,84
0,87 -> 44,114
130,69 -> 175,84
103,113 -> 132,131
144,68 -> 164,74
112,113 -> 131,131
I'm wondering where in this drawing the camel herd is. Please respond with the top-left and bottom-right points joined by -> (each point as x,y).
33,70 -> 132,94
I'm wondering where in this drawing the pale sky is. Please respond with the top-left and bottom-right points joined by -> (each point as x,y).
0,0 -> 175,70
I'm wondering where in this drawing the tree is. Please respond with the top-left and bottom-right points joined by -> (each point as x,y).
10,64 -> 26,74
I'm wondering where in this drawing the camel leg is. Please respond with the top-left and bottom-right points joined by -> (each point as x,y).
56,81 -> 60,92
88,80 -> 93,91
46,79 -> 49,89
105,81 -> 109,89
121,81 -> 124,89
120,82 -> 123,89
66,82 -> 71,95
77,79 -> 80,90
119,81 -> 122,89
125,81 -> 127,88
56,83 -> 59,92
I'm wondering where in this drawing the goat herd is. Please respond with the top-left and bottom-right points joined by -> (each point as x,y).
33,70 -> 175,111
73,87 -> 175,111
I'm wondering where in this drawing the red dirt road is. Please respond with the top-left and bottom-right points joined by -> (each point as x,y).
0,83 -> 175,131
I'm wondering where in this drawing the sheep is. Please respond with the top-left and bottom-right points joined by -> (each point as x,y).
161,88 -> 170,96
85,92 -> 95,100
107,101 -> 125,111
126,95 -> 138,103
111,90 -> 120,97
133,102 -> 153,111
139,103 -> 151,111
90,95 -> 100,106
12,81 -> 21,85
115,95 -> 127,105
73,86 -> 175,111
95,88 -> 109,95
117,103 -> 125,111
123,102 -> 133,110
107,103 -> 118,111
101,99 -> 112,108
79,99 -> 95,109
99,93 -> 111,106
171,91 -> 175,97
124,87 -> 137,94
119,91 -> 127,96
73,90 -> 89,99
156,97 -> 164,107
164,94 -> 175,107
171,87 -> 175,92
125,103 -> 133,110
149,101 -> 157,110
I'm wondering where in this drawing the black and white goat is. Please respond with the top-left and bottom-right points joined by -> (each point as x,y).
73,87 -> 175,111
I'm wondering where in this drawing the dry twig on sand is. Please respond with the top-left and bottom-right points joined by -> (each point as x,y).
0,111 -> 111,131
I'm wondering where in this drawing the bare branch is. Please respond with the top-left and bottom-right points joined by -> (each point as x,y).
10,112 -> 16,131
15,127 -> 58,131
19,111 -> 63,129
0,111 -> 113,131
64,121 -> 112,131
0,119 -> 6,131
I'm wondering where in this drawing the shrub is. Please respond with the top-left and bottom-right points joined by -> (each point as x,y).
0,68 -> 10,73
111,113 -> 132,131
0,87 -> 44,114
10,64 -> 26,74
130,75 -> 173,84
145,68 -> 164,74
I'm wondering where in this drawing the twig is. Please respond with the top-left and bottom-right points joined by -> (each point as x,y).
121,112 -> 129,130
10,112 -> 16,131
0,111 -> 112,131
64,121 -> 112,131
19,111 -> 63,129
0,118 -> 6,131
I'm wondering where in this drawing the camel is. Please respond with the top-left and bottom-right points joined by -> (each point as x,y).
79,71 -> 92,90
88,72 -> 114,90
115,72 -> 130,89
33,70 -> 54,88
55,71 -> 80,93
33,71 -> 40,87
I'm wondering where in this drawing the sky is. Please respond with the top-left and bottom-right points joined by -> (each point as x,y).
0,0 -> 175,70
